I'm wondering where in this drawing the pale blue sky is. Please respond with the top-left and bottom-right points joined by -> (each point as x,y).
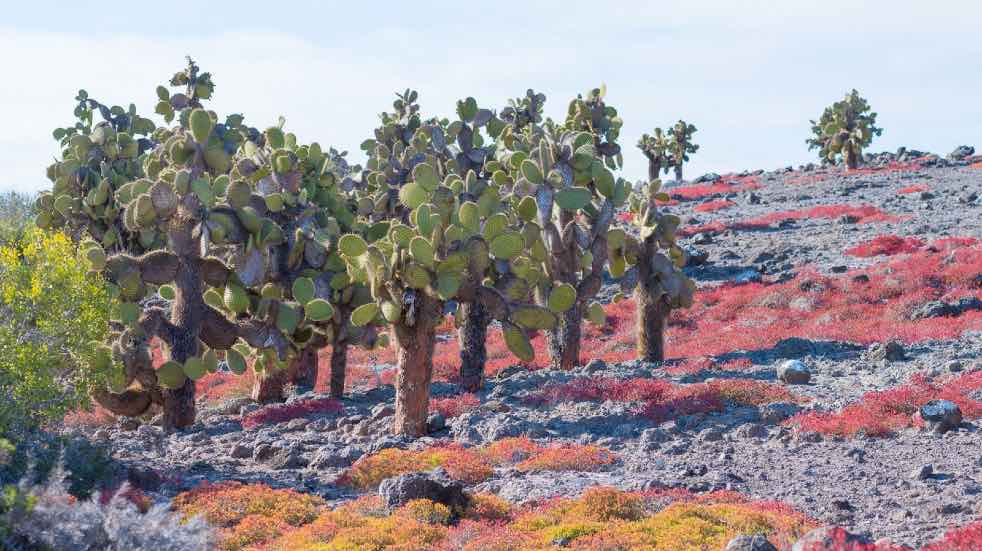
2,1 -> 980,193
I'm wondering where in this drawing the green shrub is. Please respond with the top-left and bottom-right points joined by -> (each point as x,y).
0,229 -> 110,436
0,191 -> 34,246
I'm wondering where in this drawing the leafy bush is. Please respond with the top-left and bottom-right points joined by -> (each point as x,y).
0,192 -> 34,246
0,229 -> 110,436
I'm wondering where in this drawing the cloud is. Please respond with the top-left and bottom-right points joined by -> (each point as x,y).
1,2 -> 980,193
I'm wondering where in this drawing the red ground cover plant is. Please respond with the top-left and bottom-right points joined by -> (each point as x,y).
898,183 -> 929,194
429,393 -> 480,419
846,235 -> 926,257
788,371 -> 982,438
694,199 -> 737,213
670,175 -> 762,201
240,397 -> 343,429
680,204 -> 906,236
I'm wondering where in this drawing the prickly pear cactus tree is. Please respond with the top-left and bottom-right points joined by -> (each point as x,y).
623,177 -> 695,362
36,59 -> 352,428
807,89 -> 882,170
666,120 -> 698,182
341,91 -> 556,436
638,128 -> 672,181
493,86 -> 631,370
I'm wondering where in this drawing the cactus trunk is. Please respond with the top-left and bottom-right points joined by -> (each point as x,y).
251,346 -> 318,403
635,284 -> 669,362
458,301 -> 489,392
329,342 -> 348,399
674,164 -> 683,182
548,302 -> 582,370
392,292 -> 440,437
845,147 -> 860,169
163,228 -> 203,430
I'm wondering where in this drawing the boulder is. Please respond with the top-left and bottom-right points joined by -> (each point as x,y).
378,469 -> 469,516
778,360 -> 811,385
947,145 -> 975,160
726,534 -> 777,551
868,340 -> 905,362
919,400 -> 962,433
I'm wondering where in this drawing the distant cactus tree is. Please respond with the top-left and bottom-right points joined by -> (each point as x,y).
493,86 -> 631,370
666,120 -> 698,182
807,89 -> 882,169
623,178 -> 695,361
637,128 -> 672,181
36,59 -> 354,428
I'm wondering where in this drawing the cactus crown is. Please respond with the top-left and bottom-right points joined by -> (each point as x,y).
667,120 -> 699,163
807,89 -> 882,164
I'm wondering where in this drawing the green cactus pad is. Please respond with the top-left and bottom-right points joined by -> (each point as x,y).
517,196 -> 538,222
292,277 -> 315,304
548,283 -> 577,313
351,303 -> 379,327
504,324 -> 534,362
276,303 -> 301,334
202,349 -> 219,373
189,109 -> 213,144
380,300 -> 402,323
436,273 -> 462,300
490,232 -> 524,260
156,360 -> 187,389
183,357 -> 207,381
554,187 -> 593,210
204,288 -> 225,310
399,182 -> 428,209
412,163 -> 439,191
586,302 -> 606,326
520,159 -> 543,185
265,127 -> 286,149
226,180 -> 252,209
410,237 -> 436,268
158,284 -> 176,300
458,201 -> 480,233
339,234 -> 368,258
511,305 -> 559,330
226,348 -> 248,375
403,263 -> 430,289
224,284 -> 249,314
305,298 -> 334,322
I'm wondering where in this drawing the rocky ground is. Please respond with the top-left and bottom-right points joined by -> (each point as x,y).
68,147 -> 982,548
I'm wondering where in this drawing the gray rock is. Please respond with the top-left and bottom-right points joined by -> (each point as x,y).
253,443 -> 275,462
947,145 -> 975,160
778,360 -> 811,385
268,447 -> 309,470
759,402 -> 802,424
371,404 -> 395,421
378,469 -> 469,515
726,534 -> 777,551
584,359 -> 607,373
792,527 -> 872,551
310,445 -> 362,469
230,443 -> 253,459
920,400 -> 962,433
913,464 -> 934,480
868,340 -> 905,362
427,412 -> 446,433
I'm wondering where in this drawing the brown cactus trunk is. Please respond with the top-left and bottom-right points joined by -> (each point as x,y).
251,346 -> 318,404
548,302 -> 582,370
164,231 -> 203,430
648,157 -> 662,182
636,284 -> 669,362
458,301 -> 489,392
329,341 -> 348,399
845,147 -> 860,170
674,163 -> 683,182
392,292 -> 439,437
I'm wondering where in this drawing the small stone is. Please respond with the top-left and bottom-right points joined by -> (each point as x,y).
778,360 -> 811,385
239,403 -> 260,417
285,418 -> 309,432
913,464 -> 934,480
268,447 -> 309,470
584,358 -> 607,373
371,404 -> 395,420
118,418 -> 140,431
230,443 -> 253,459
868,340 -> 905,362
945,360 -> 965,373
253,444 -> 275,462
482,400 -> 510,413
427,412 -> 446,433
760,402 -> 802,424
919,400 -> 962,433
93,429 -> 110,440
